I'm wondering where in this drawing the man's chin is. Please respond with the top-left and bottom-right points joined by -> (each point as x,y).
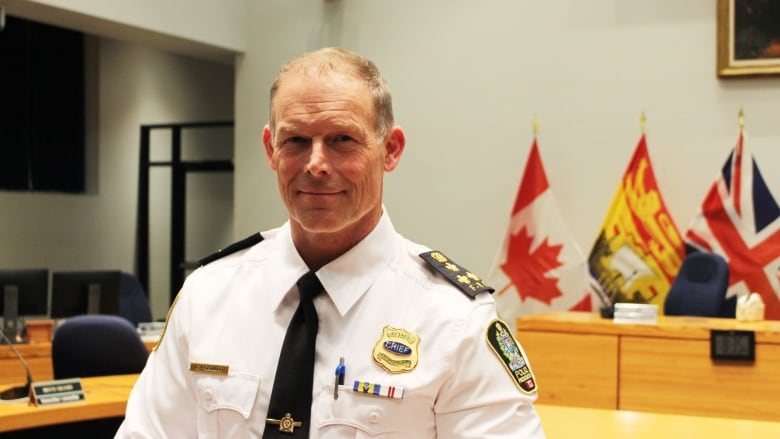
294,212 -> 347,233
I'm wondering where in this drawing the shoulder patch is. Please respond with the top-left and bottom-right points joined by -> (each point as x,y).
197,233 -> 264,267
485,319 -> 537,395
152,289 -> 182,352
419,251 -> 494,298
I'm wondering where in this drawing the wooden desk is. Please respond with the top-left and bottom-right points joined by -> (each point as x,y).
0,374 -> 137,432
5,374 -> 779,437
536,404 -> 780,438
1,341 -> 156,387
6,375 -> 780,439
0,343 -> 54,387
517,311 -> 780,421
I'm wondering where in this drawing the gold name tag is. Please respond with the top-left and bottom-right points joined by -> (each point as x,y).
189,362 -> 230,375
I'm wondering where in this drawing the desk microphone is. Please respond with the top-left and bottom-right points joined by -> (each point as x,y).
0,327 -> 33,400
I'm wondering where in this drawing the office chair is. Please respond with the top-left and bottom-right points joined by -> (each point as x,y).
41,314 -> 150,438
664,252 -> 730,318
119,271 -> 153,327
52,314 -> 149,379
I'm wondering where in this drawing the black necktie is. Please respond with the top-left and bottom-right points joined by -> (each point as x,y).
264,271 -> 323,437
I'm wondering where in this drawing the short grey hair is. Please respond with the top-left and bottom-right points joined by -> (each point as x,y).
269,47 -> 394,142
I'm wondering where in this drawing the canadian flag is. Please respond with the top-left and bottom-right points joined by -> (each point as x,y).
488,138 -> 593,332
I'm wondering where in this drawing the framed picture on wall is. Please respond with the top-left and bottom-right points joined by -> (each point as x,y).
717,0 -> 780,77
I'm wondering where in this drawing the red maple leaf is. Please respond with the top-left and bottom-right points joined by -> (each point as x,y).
500,226 -> 565,305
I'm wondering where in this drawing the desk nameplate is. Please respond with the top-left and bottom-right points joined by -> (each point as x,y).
31,378 -> 84,406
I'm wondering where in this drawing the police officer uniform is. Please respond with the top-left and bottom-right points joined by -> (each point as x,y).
117,211 -> 545,438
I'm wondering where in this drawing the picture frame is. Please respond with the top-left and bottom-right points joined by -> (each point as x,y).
717,0 -> 780,77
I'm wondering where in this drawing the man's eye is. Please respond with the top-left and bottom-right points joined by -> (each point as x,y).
332,135 -> 355,143
283,136 -> 308,145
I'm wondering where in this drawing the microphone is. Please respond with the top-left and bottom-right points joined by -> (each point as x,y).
0,326 -> 33,400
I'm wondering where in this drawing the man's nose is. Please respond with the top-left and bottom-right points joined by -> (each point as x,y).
305,139 -> 330,175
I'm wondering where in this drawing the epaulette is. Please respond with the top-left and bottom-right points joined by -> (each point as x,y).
419,250 -> 494,298
197,233 -> 264,267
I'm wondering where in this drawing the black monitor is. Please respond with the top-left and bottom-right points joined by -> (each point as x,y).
0,269 -> 49,342
50,270 -> 121,319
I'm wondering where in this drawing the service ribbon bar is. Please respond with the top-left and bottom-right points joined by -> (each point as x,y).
352,380 -> 405,400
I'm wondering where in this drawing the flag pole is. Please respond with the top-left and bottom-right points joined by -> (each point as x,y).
532,114 -> 539,137
738,107 -> 744,133
640,111 -> 646,135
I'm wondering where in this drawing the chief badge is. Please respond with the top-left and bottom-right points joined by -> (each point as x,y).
372,326 -> 420,374
485,319 -> 537,394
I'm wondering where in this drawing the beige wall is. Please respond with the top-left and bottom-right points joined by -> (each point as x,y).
3,0 -> 245,62
0,32 -> 234,319
3,1 -> 780,312
237,1 -> 780,276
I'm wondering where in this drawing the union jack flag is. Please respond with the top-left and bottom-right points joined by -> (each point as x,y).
685,132 -> 780,319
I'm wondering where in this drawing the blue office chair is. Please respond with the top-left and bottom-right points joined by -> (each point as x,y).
119,271 -> 153,327
664,252 -> 730,317
52,314 -> 149,379
38,315 -> 150,438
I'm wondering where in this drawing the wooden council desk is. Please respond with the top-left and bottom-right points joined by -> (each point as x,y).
1,340 -> 157,387
516,311 -> 780,421
0,374 -> 137,432
2,374 -> 780,437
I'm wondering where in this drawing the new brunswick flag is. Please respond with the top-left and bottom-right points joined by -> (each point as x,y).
685,132 -> 780,319
489,138 -> 593,332
588,135 -> 685,308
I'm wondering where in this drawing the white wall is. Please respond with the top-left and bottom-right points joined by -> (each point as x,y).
4,0 -> 246,63
3,0 -> 780,302
237,0 -> 780,276
100,39 -> 235,318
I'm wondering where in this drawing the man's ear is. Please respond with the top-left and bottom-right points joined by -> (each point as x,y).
384,126 -> 406,172
262,125 -> 277,170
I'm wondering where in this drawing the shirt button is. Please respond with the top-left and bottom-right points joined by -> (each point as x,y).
204,388 -> 213,400
369,411 -> 380,424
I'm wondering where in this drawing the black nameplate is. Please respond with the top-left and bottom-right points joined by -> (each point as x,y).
31,378 -> 85,406
710,329 -> 755,362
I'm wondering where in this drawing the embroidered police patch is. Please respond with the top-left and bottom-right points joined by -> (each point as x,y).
486,319 -> 537,394
419,251 -> 494,298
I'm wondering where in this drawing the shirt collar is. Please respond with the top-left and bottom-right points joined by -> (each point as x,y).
318,210 -> 397,316
263,210 -> 398,316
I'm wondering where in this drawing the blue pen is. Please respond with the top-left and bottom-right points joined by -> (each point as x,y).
334,357 -> 346,399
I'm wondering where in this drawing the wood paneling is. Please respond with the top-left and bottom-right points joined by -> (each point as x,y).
620,335 -> 780,420
1,340 -> 155,387
518,331 -> 618,409
516,311 -> 780,421
0,343 -> 54,386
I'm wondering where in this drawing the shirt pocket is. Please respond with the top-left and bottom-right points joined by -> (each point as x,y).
315,386 -> 434,439
192,371 -> 261,438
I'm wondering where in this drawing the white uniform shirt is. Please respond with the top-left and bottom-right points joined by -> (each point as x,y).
117,212 -> 545,438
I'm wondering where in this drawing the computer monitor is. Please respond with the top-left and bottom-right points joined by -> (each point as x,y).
50,270 -> 121,319
0,269 -> 49,342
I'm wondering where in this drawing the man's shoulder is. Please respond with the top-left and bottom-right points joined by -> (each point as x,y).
197,232 -> 265,267
398,240 -> 494,300
417,249 -> 494,299
195,226 -> 284,268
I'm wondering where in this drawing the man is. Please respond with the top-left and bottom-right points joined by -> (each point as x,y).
116,47 -> 544,438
